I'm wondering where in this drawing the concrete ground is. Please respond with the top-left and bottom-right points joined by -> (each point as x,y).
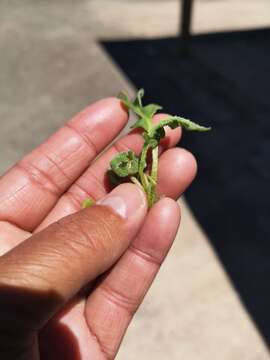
0,1 -> 269,359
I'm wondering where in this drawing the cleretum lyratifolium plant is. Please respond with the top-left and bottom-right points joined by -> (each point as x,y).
83,89 -> 211,209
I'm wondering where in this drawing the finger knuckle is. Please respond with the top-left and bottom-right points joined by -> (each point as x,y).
55,209 -> 116,259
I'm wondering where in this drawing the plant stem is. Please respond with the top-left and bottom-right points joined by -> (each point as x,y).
131,176 -> 144,190
139,143 -> 150,191
144,146 -> 159,207
151,146 -> 159,183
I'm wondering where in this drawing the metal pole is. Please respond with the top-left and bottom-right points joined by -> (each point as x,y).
180,0 -> 194,54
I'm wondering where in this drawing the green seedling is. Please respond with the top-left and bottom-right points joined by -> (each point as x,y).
83,89 -> 211,208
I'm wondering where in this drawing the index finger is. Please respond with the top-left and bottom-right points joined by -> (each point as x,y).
0,98 -> 128,231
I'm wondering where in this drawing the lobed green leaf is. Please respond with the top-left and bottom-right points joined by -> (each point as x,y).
110,150 -> 139,178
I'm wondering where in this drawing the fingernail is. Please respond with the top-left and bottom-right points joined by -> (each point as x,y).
97,183 -> 146,219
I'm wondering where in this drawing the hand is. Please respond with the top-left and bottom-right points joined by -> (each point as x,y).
0,97 -> 197,359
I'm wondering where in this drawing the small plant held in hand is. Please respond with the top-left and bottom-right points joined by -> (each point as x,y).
84,89 -> 211,208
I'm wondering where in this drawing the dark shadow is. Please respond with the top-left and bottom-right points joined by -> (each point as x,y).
39,297 -> 83,360
0,285 -> 81,359
101,28 -> 270,344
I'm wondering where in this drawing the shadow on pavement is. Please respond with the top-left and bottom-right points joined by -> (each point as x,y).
101,28 -> 270,344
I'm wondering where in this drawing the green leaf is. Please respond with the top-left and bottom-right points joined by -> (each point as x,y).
118,91 -> 130,106
133,88 -> 144,108
131,117 -> 150,132
119,89 -> 162,133
118,90 -> 145,120
142,104 -> 163,118
119,90 -> 150,132
150,115 -> 211,140
142,133 -> 159,148
82,198 -> 95,208
110,150 -> 139,178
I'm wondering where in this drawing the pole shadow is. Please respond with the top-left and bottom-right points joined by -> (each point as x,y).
101,28 -> 270,344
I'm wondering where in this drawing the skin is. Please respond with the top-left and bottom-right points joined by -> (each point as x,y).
0,98 -> 197,359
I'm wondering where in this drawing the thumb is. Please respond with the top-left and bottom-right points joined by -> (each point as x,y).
0,183 -> 147,331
